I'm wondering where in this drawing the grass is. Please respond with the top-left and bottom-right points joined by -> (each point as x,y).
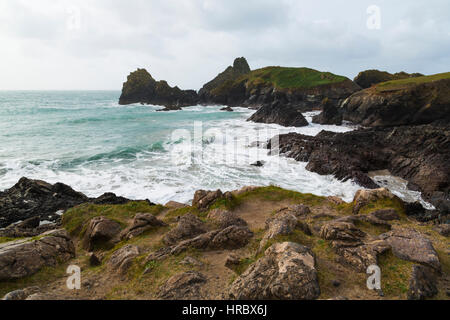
62,202 -> 165,237
240,67 -> 349,90
378,250 -> 414,299
376,72 -> 450,92
357,198 -> 406,217
0,237 -> 19,244
0,264 -> 69,297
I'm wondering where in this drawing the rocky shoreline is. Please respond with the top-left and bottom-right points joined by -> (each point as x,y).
0,181 -> 448,300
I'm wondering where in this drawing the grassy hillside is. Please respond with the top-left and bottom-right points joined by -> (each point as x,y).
240,67 -> 349,89
376,72 -> 450,92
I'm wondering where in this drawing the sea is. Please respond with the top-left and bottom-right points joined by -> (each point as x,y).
0,91 -> 433,207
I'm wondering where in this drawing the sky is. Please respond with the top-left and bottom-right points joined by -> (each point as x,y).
0,0 -> 449,90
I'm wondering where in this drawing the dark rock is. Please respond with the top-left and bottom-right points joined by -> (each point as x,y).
353,70 -> 423,89
163,214 -> 207,246
332,280 -> 341,288
199,57 -> 251,105
88,253 -> 101,267
407,265 -> 438,300
119,68 -> 199,107
247,100 -> 309,127
229,242 -> 320,300
371,209 -> 400,221
92,193 -> 131,205
220,106 -> 234,112
0,177 -> 88,228
272,122 -> 450,210
82,216 -> 122,251
312,98 -> 343,125
251,161 -> 265,167
433,224 -> 450,237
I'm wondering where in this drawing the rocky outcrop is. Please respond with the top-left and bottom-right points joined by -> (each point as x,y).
0,177 -> 138,229
119,68 -> 199,107
207,209 -> 247,229
380,228 -> 441,271
312,98 -> 343,125
163,214 -> 207,246
0,217 -> 58,238
352,188 -> 401,215
199,57 -> 251,105
354,70 -> 423,89
0,229 -> 75,281
120,213 -> 167,241
247,101 -> 309,127
192,189 -> 226,211
271,121 -> 450,212
158,271 -> 207,300
229,242 -> 320,300
0,177 -> 88,228
342,75 -> 450,127
82,217 -> 122,251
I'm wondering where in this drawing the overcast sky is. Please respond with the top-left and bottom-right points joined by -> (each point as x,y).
0,0 -> 449,90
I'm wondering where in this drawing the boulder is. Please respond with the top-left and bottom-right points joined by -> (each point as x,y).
335,240 -> 390,273
229,242 -> 320,300
163,214 -> 207,246
120,213 -> 167,240
380,228 -> 441,271
0,229 -> 75,281
108,245 -> 140,275
407,265 -> 438,300
165,201 -> 188,209
158,271 -> 207,300
320,220 -> 366,244
192,189 -> 224,211
433,224 -> 450,237
371,209 -> 400,221
312,98 -> 343,125
82,217 -> 121,251
247,101 -> 309,127
207,209 -> 247,229
2,287 -> 40,301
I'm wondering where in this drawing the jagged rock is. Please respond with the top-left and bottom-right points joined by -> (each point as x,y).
251,161 -> 265,167
158,271 -> 207,300
92,193 -> 131,205
272,123 -> 449,212
0,229 -> 75,281
119,68 -> 199,107
371,209 -> 400,221
248,100 -> 309,127
312,98 -> 343,125
229,242 -> 320,300
408,265 -> 438,300
0,177 -> 88,228
221,106 -> 234,112
120,213 -> 167,240
108,245 -> 140,275
163,214 -> 207,246
380,228 -> 441,271
353,70 -> 423,89
192,189 -> 225,211
2,287 -> 40,300
172,225 -> 253,254
353,188 -> 401,215
433,224 -> 450,237
0,221 -> 58,238
342,75 -> 450,127
199,57 -> 251,105
207,209 -> 247,229
82,216 -> 121,251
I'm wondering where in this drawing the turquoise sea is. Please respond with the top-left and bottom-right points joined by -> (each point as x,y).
0,91 -> 429,205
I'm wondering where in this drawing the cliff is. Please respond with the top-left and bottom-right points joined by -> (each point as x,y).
354,70 -> 424,89
342,72 -> 450,127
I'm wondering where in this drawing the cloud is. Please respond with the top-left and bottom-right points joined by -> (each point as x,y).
0,0 -> 448,90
